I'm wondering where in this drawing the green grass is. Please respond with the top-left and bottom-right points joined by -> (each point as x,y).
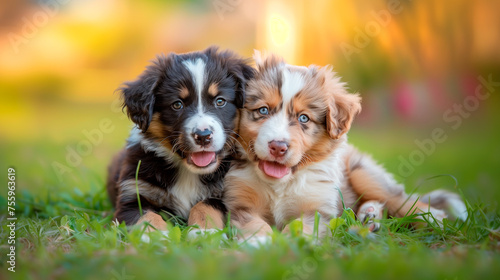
1,188 -> 499,280
1,100 -> 500,279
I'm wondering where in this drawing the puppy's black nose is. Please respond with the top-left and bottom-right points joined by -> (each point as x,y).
193,129 -> 212,146
269,140 -> 288,157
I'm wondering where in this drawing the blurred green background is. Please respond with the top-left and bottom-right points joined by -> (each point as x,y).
0,0 -> 499,206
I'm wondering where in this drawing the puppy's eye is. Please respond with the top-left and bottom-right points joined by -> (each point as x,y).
258,107 -> 269,115
298,114 -> 309,123
215,97 -> 226,107
172,100 -> 184,110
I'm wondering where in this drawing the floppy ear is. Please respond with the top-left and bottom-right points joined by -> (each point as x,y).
326,91 -> 362,140
121,56 -> 167,132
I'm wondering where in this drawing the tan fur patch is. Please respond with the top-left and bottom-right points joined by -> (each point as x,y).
136,211 -> 168,231
179,87 -> 189,99
147,113 -> 173,150
298,135 -> 341,170
349,169 -> 392,202
263,88 -> 282,110
225,184 -> 263,212
188,201 -> 225,229
208,83 -> 219,97
240,217 -> 273,238
148,113 -> 166,139
238,110 -> 263,156
224,174 -> 274,238
224,177 -> 275,225
232,213 -> 273,239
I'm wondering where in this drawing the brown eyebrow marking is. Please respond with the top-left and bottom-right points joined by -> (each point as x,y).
179,86 -> 189,99
208,83 -> 218,97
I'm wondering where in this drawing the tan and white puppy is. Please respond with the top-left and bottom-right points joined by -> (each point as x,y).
223,52 -> 467,244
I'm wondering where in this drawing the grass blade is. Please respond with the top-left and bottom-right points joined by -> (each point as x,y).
135,160 -> 143,216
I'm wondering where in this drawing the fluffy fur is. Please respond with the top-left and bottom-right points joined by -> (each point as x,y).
107,47 -> 254,231
223,52 -> 467,241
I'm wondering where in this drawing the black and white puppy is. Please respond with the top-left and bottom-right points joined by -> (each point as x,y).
107,47 -> 254,233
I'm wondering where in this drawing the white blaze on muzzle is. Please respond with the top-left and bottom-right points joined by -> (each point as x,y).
254,67 -> 306,161
255,111 -> 291,160
182,57 -> 225,166
184,113 -> 226,152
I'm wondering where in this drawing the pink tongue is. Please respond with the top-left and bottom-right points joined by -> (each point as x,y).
190,152 -> 216,167
260,160 -> 290,179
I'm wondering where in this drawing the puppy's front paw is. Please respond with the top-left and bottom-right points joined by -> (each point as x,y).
239,235 -> 272,248
427,208 -> 447,224
140,230 -> 169,243
358,201 -> 384,232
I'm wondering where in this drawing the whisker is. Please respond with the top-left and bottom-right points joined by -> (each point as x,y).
158,132 -> 182,145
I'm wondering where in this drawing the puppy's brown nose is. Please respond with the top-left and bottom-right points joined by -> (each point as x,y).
194,129 -> 212,146
269,141 -> 288,157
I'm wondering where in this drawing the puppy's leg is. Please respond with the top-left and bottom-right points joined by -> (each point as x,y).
136,211 -> 168,232
115,200 -> 167,231
224,182 -> 273,246
115,199 -> 169,243
188,198 -> 226,229
114,179 -> 169,242
135,211 -> 169,243
232,212 -> 273,247
345,146 -> 447,225
114,196 -> 167,231
187,198 -> 226,239
349,166 -> 446,222
357,200 -> 384,232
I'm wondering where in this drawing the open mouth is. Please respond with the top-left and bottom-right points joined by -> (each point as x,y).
187,151 -> 217,168
258,160 -> 291,179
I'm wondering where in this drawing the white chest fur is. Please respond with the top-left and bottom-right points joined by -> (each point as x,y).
170,166 -> 210,219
